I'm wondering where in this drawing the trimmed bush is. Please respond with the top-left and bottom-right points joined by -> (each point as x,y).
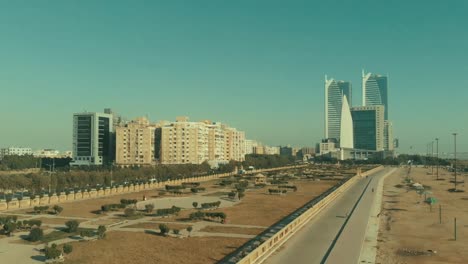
63,244 -> 73,254
65,220 -> 80,233
28,227 -> 44,241
159,224 -> 169,236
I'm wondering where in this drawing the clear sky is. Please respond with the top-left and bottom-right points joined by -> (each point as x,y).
1,0 -> 467,155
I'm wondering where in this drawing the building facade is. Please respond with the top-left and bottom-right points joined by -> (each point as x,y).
384,120 -> 394,151
362,71 -> 388,120
71,111 -> 114,166
351,105 -> 385,151
325,77 -> 352,142
340,95 -> 354,148
115,117 -> 157,166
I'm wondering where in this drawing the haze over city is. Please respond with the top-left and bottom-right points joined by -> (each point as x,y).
1,0 -> 468,153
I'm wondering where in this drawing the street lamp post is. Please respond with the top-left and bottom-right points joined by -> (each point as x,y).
435,138 -> 439,180
431,141 -> 434,175
452,133 -> 458,191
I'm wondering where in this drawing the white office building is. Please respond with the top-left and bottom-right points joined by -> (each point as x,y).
0,147 -> 33,159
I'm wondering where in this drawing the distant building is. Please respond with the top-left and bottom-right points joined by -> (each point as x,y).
115,117 -> 157,166
351,105 -> 385,151
325,77 -> 352,143
264,146 -> 280,155
0,147 -> 33,159
362,71 -> 389,120
280,146 -> 293,156
384,121 -> 394,151
253,145 -> 264,155
244,140 -> 258,155
33,149 -> 60,158
319,139 -> 337,155
71,111 -> 114,166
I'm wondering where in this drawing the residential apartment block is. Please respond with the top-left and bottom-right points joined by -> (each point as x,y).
115,117 -> 157,166
159,117 -> 245,165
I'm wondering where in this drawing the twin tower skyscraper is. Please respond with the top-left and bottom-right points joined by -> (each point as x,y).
325,70 -> 393,152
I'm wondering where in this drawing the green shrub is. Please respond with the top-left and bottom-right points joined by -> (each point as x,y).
63,244 -> 73,254
65,220 -> 80,233
159,224 -> 169,235
97,225 -> 106,239
27,228 -> 44,242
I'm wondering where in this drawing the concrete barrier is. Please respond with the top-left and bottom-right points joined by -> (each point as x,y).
20,198 -> 31,208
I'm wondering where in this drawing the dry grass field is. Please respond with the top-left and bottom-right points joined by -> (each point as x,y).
64,231 -> 249,264
376,167 -> 468,264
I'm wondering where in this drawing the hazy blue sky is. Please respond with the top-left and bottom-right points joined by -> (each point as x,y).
1,1 -> 467,155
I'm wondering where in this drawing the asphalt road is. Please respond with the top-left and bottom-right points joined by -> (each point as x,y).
264,167 -> 397,264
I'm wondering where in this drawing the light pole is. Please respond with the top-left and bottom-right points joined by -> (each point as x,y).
431,141 -> 434,175
435,138 -> 439,180
452,133 -> 458,191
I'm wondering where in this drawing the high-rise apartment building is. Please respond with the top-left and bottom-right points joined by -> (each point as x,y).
224,127 -> 245,162
159,117 -> 245,165
351,105 -> 385,151
325,77 -> 352,143
71,111 -> 114,166
115,117 -> 157,166
362,71 -> 388,120
160,117 -> 209,165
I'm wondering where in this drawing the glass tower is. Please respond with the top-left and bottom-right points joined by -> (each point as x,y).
325,76 -> 352,143
362,71 -> 388,120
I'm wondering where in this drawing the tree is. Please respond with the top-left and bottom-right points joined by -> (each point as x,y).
159,224 -> 169,236
97,225 -> 106,239
186,226 -> 193,237
172,229 -> 180,235
27,228 -> 44,242
53,205 -> 63,215
3,222 -> 17,236
44,244 -> 62,260
192,202 -> 198,209
145,204 -> 154,214
124,208 -> 136,217
65,220 -> 80,233
63,244 -> 73,254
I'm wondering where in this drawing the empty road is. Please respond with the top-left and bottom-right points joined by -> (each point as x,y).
264,167 -> 398,264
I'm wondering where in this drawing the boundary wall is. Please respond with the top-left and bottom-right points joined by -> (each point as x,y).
0,165 -> 305,212
220,165 -> 384,264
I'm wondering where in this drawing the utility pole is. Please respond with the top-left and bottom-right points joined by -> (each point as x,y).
452,133 -> 458,191
431,141 -> 434,175
435,138 -> 439,180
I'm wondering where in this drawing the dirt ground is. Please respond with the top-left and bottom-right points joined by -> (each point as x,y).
199,226 -> 265,235
123,222 -> 192,230
36,217 -> 86,225
64,231 -> 248,264
221,180 -> 337,226
376,167 -> 468,264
